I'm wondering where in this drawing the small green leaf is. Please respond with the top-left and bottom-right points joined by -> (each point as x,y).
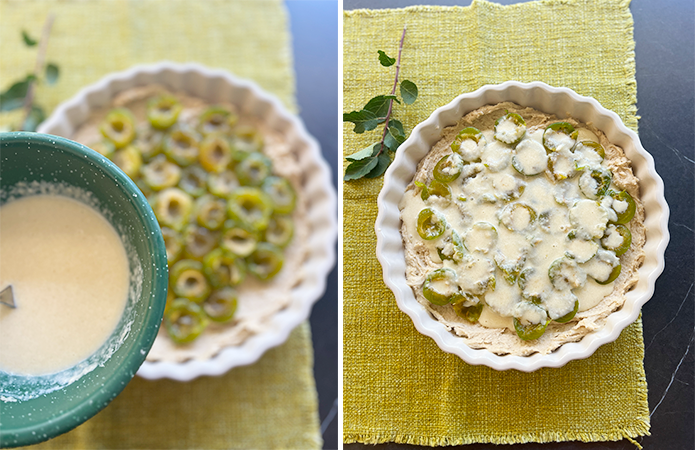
384,126 -> 406,152
45,63 -> 60,85
22,30 -> 38,47
365,151 -> 392,178
363,95 -> 398,118
344,156 -> 379,181
0,77 -> 33,112
346,142 -> 380,162
388,119 -> 405,137
400,79 -> 418,105
377,50 -> 396,67
343,109 -> 379,133
22,105 -> 46,132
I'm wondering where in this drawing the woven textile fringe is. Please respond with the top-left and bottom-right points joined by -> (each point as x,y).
344,421 -> 651,447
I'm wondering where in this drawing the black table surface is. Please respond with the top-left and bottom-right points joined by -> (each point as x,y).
342,1 -> 695,450
285,1 -> 339,448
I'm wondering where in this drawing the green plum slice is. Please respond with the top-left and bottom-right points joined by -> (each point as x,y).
142,154 -> 181,191
203,248 -> 246,287
542,122 -> 578,153
246,242 -> 284,281
203,287 -> 238,323
422,268 -> 463,306
452,299 -> 483,323
433,153 -> 463,183
147,94 -> 183,130
451,127 -> 486,161
513,316 -> 550,340
231,124 -> 264,156
100,108 -> 136,148
164,128 -> 200,166
220,221 -> 259,257
195,195 -> 227,230
207,170 -> 239,198
596,263 -> 621,285
417,179 -> 451,201
198,106 -> 238,136
494,112 -> 526,146
554,299 -> 579,323
170,259 -> 211,303
227,187 -> 274,231
199,134 -> 234,173
179,165 -> 208,197
608,190 -> 636,224
265,215 -> 294,248
164,298 -> 209,344
182,224 -> 219,261
416,208 -> 446,240
111,145 -> 142,179
262,176 -> 296,214
579,168 -> 612,199
601,224 -> 632,256
235,152 -> 273,187
153,187 -> 193,230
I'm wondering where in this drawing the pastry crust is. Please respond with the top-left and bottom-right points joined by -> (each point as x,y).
400,102 -> 645,356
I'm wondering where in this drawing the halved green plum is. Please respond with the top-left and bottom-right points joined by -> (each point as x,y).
417,208 -> 446,240
203,248 -> 246,288
194,195 -> 227,230
199,134 -> 234,173
265,215 -> 294,248
422,268 -> 463,306
170,259 -> 211,303
246,242 -> 284,281
147,94 -> 183,130
100,108 -> 136,148
227,187 -> 274,231
164,298 -> 209,344
202,287 -> 238,323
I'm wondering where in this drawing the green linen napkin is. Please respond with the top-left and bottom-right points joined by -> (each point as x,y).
343,0 -> 649,446
1,1 -> 321,448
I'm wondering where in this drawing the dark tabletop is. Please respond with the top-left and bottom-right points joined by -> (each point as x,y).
285,1 -> 339,448
342,1 -> 695,450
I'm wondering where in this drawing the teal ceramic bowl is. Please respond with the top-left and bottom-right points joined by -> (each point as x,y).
0,132 -> 168,448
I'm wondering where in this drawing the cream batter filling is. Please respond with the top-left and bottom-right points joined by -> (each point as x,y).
400,102 -> 645,356
0,195 -> 129,375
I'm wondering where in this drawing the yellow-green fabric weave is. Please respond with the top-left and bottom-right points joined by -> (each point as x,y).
1,1 -> 321,448
343,0 -> 649,446
0,0 -> 296,127
24,323 -> 321,450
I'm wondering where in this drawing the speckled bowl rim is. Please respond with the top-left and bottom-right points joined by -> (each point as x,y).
0,132 -> 168,447
375,81 -> 669,372
38,62 -> 337,381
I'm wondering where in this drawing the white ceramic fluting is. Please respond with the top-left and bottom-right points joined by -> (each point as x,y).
375,81 -> 669,372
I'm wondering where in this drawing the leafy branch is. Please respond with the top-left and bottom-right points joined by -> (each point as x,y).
343,26 -> 418,181
0,14 -> 60,132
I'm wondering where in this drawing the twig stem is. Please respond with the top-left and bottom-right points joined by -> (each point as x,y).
22,13 -> 55,128
378,26 -> 406,155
